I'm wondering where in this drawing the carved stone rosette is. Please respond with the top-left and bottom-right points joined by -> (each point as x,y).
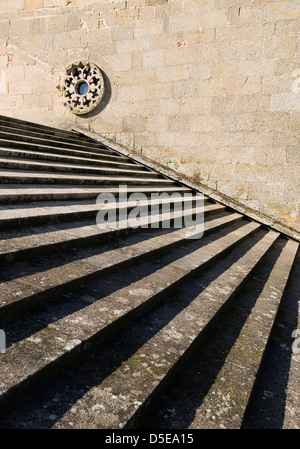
60,62 -> 105,115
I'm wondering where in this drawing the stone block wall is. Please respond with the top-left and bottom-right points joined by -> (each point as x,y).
0,0 -> 299,235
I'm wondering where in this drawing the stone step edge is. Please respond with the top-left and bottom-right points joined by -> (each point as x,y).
0,171 -> 174,186
0,195 -> 211,230
65,230 -> 280,429
0,127 -> 102,148
0,203 -> 222,264
0,139 -> 121,159
0,135 -> 110,154
0,221 -> 260,412
0,212 -> 244,320
0,147 -> 143,170
0,115 -> 79,137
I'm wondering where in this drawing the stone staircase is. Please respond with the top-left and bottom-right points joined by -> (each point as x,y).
0,114 -> 299,429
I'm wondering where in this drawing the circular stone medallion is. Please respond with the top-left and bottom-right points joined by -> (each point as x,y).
61,62 -> 105,115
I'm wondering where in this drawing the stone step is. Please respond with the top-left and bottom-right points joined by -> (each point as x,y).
0,194 -> 211,230
188,238 -> 298,429
0,150 -> 142,169
0,220 -> 259,412
0,169 -> 173,186
0,137 -> 121,158
0,143 -> 131,163
0,146 -> 134,167
0,147 -> 143,170
0,126 -> 101,148
0,114 -> 298,430
0,212 -> 244,320
0,202 -> 224,264
0,115 -> 79,139
47,228 -> 280,429
0,184 -> 193,204
0,130 -> 109,153
240,247 -> 300,429
0,156 -> 159,178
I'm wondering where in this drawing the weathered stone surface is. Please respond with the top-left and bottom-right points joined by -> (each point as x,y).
0,1 -> 299,232
190,239 -> 298,429
0,117 -> 298,430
